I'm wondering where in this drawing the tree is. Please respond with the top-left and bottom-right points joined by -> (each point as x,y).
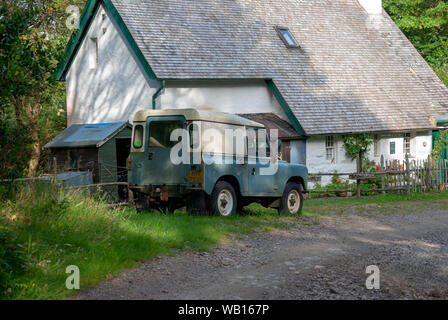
0,0 -> 84,177
343,134 -> 374,172
384,0 -> 448,86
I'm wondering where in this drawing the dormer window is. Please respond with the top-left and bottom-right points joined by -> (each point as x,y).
276,26 -> 299,48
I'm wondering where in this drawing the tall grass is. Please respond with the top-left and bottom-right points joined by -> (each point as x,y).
0,183 -> 288,300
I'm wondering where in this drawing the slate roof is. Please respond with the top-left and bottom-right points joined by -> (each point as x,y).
64,0 -> 448,135
239,113 -> 302,139
44,122 -> 130,148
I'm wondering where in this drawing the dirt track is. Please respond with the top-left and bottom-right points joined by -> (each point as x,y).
76,209 -> 448,300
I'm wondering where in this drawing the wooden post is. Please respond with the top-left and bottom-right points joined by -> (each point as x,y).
356,153 -> 361,198
53,157 -> 58,183
405,154 -> 410,195
380,155 -> 386,195
128,188 -> 135,208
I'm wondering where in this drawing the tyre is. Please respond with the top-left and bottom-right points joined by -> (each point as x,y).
279,182 -> 303,214
210,181 -> 238,217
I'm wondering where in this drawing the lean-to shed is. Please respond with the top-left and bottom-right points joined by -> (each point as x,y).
44,122 -> 132,198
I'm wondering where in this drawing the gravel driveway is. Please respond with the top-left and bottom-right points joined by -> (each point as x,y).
76,209 -> 448,300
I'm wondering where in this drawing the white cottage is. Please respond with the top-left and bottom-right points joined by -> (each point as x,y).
56,0 -> 448,183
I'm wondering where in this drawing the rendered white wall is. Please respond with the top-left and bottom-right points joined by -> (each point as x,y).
66,4 -> 160,126
307,131 -> 433,186
290,140 -> 306,165
161,80 -> 289,121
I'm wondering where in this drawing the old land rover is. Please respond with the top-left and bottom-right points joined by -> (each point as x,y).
128,109 -> 308,216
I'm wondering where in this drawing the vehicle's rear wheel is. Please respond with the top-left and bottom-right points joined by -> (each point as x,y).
279,182 -> 303,214
211,181 -> 237,217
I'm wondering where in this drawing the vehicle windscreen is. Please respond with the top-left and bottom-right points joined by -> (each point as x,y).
149,121 -> 184,149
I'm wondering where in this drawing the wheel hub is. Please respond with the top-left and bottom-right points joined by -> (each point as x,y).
287,190 -> 300,214
217,189 -> 233,216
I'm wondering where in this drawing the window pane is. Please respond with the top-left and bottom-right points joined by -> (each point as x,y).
326,136 -> 335,162
133,125 -> 143,149
149,121 -> 183,149
189,122 -> 200,149
403,133 -> 411,154
390,142 -> 396,155
374,134 -> 379,157
258,129 -> 270,157
280,29 -> 298,47
247,128 -> 257,157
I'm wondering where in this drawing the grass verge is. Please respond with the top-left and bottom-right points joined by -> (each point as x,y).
303,191 -> 448,218
0,184 -> 290,300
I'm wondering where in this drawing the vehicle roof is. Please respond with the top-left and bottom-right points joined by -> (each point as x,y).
134,109 -> 265,128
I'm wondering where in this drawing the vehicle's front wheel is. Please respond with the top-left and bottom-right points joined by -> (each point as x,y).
210,181 -> 237,217
279,182 -> 303,214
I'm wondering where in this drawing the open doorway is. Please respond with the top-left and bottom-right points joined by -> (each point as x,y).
116,138 -> 131,200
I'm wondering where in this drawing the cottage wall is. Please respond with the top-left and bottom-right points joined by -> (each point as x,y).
66,4 -> 160,126
306,132 -> 433,186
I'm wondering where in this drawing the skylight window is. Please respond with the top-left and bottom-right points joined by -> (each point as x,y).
276,27 -> 299,48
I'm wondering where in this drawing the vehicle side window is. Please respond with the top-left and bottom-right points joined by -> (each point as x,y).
188,122 -> 201,150
247,128 -> 257,158
258,129 -> 271,158
149,121 -> 183,149
133,125 -> 144,149
201,122 -> 245,156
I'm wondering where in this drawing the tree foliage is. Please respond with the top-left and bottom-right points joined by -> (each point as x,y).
0,0 -> 83,178
432,130 -> 448,159
384,0 -> 448,85
343,134 -> 374,160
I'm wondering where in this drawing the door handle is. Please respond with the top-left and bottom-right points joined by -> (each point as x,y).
251,168 -> 256,176
148,153 -> 153,160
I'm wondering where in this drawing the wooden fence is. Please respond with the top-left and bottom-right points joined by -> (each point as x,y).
309,155 -> 448,197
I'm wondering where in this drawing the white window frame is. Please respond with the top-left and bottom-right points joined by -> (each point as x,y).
403,133 -> 411,155
325,136 -> 335,163
374,134 -> 380,157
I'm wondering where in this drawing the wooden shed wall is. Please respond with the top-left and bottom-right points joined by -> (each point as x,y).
97,127 -> 132,184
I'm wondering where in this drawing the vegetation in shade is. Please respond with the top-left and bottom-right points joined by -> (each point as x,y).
309,171 -> 387,199
0,0 -> 84,179
432,130 -> 448,160
384,0 -> 448,86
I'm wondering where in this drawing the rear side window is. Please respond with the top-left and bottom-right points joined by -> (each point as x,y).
149,121 -> 183,149
133,125 -> 144,149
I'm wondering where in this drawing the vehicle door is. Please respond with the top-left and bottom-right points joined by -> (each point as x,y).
247,128 -> 275,196
144,116 -> 188,185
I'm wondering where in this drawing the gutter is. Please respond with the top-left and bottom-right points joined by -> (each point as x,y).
152,80 -> 166,110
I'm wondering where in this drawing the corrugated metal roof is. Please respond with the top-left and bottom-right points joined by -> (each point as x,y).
44,122 -> 130,149
238,113 -> 302,139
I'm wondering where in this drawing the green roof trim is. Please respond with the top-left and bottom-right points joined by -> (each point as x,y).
266,80 -> 307,136
55,0 -> 158,81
